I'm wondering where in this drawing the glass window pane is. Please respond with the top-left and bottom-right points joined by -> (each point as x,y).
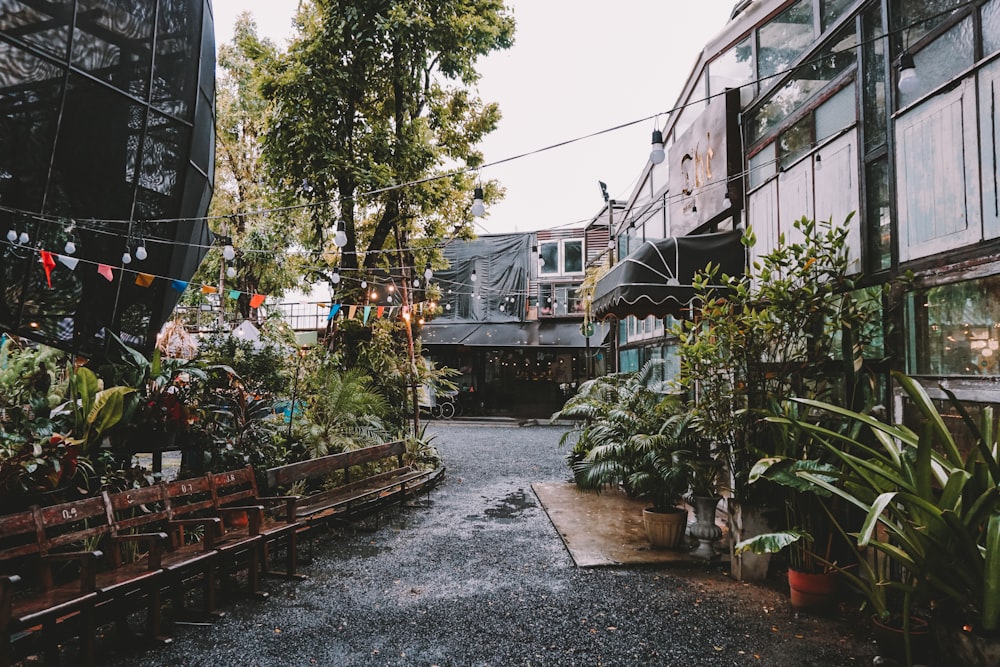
865,158 -> 892,271
898,18 -> 975,108
816,82 -> 856,141
539,242 -> 558,275
757,0 -> 815,82
906,276 -> 1000,376
779,116 -> 812,169
895,0 -> 965,50
751,24 -> 857,143
749,143 -> 776,190
709,37 -> 754,104
563,240 -> 583,273
862,2 -> 887,151
822,0 -> 855,31
984,0 -> 1000,57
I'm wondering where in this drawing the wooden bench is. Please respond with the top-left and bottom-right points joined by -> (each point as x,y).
265,440 -> 444,529
208,466 -> 303,579
0,506 -> 101,666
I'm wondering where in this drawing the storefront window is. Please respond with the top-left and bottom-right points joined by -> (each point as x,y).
539,241 -> 558,275
862,2 -> 887,152
564,240 -> 583,273
984,0 -> 1000,57
906,275 -> 1000,376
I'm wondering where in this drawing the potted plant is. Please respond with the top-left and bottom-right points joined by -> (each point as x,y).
676,215 -> 882,579
554,361 -> 691,549
767,372 -> 1000,666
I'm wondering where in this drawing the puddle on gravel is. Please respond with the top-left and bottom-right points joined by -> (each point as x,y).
482,488 -> 537,519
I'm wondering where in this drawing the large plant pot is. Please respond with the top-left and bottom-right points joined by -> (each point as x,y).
727,500 -> 774,581
787,569 -> 837,611
872,615 -> 933,664
688,496 -> 723,560
934,620 -> 1000,667
643,507 -> 687,549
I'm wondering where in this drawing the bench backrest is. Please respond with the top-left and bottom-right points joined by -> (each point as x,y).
163,475 -> 216,519
106,484 -> 171,534
266,440 -> 405,491
209,466 -> 259,508
34,495 -> 112,554
0,509 -> 42,562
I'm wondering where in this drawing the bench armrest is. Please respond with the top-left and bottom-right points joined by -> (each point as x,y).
109,532 -> 169,569
167,517 -> 222,550
41,550 -> 104,591
216,505 -> 264,535
250,494 -> 301,523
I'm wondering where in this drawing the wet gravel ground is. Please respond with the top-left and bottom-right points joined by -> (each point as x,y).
101,422 -> 876,667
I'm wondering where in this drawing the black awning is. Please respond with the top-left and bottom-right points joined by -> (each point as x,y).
419,323 -> 482,345
537,321 -> 608,347
592,230 -> 745,319
461,322 -> 537,346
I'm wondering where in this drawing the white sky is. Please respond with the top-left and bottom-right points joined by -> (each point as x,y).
211,0 -> 738,234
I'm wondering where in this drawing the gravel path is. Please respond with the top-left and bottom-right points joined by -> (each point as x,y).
103,423 -> 875,666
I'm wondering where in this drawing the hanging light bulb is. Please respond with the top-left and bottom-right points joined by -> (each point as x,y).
445,303 -> 452,311
898,52 -> 919,96
813,153 -> 823,172
413,279 -> 420,288
63,240 -> 76,255
650,129 -> 666,164
387,295 -> 393,304
226,266 -> 237,279
135,245 -> 148,261
499,304 -> 505,312
331,271 -> 341,284
223,244 -> 235,261
370,290 -> 378,300
723,192 -> 732,209
424,263 -> 433,282
361,279 -> 367,289
471,187 -> 486,217
333,221 -> 348,248
470,268 -> 477,282
6,229 -> 16,242
122,251 -> 132,264
18,232 -> 28,245
388,284 -> 395,293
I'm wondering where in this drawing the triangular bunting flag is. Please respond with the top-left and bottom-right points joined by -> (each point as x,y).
249,294 -> 265,309
201,285 -> 217,294
228,289 -> 241,300
348,305 -> 357,320
377,306 -> 385,319
57,254 -> 79,271
40,250 -> 56,288
327,304 -> 341,321
170,279 -> 188,292
97,264 -> 114,281
363,305 -> 372,325
135,273 -> 154,288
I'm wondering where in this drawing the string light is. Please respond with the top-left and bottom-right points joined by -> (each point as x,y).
135,245 -> 148,260
223,244 -> 236,261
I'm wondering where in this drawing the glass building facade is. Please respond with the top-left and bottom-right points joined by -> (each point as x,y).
0,0 -> 215,356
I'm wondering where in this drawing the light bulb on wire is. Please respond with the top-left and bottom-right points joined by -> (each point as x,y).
650,129 -> 666,164
18,232 -> 28,245
333,222 -> 348,248
6,230 -> 16,242
226,266 -> 237,279
331,271 -> 341,284
135,245 -> 147,261
223,244 -> 235,261
471,187 -> 485,217
122,251 -> 132,264
64,241 -> 76,255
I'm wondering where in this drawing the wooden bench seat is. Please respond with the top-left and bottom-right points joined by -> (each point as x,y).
265,440 -> 444,529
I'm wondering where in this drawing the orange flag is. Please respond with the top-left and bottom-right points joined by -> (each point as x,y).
249,294 -> 265,309
201,285 -> 217,294
135,273 -> 154,287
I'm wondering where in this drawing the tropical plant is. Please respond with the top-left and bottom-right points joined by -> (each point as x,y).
296,365 -> 392,458
752,372 -> 1000,645
401,424 -> 442,470
553,361 -> 693,510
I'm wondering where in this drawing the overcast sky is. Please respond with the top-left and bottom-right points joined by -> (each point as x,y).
212,0 -> 737,234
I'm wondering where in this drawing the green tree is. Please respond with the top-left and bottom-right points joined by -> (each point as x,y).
262,0 -> 514,290
187,13 -> 307,324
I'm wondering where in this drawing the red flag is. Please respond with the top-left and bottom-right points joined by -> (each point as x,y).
249,293 -> 265,309
40,250 -> 56,288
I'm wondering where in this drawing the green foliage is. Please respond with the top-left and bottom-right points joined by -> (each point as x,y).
401,424 -> 442,470
763,372 -> 1000,633
553,361 -> 695,510
675,216 -> 882,504
296,363 -> 392,458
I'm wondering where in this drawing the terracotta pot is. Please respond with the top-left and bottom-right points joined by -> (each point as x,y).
787,569 -> 837,611
872,614 -> 932,664
642,507 -> 687,549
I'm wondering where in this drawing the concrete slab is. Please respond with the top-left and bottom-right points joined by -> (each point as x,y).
532,481 -> 730,567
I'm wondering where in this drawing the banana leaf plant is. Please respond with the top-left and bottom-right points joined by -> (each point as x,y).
756,371 -> 1000,636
